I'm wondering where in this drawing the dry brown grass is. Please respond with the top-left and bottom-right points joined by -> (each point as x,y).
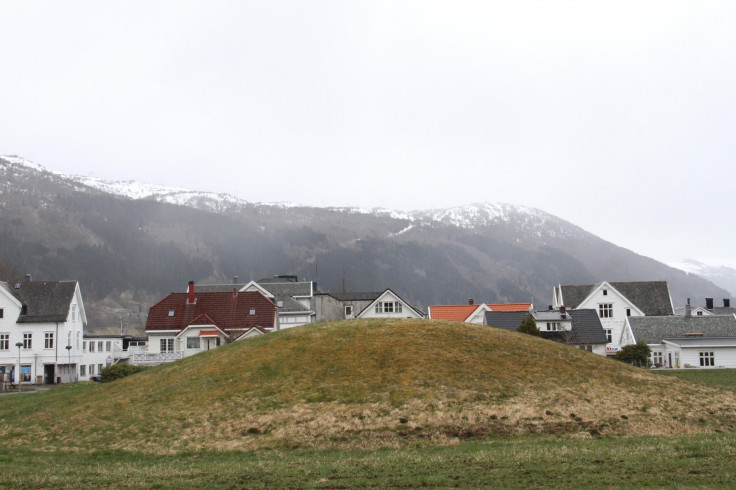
2,319 -> 735,453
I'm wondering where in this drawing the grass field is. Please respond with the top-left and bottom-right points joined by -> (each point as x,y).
2,320 -> 736,487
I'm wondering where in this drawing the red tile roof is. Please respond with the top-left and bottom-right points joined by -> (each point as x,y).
487,303 -> 532,312
428,305 -> 478,322
146,290 -> 277,336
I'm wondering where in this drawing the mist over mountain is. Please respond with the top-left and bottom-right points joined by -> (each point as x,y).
0,155 -> 730,333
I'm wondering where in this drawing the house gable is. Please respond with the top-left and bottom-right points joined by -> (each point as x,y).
356,289 -> 424,319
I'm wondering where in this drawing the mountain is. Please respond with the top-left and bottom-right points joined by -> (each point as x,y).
0,155 -> 730,333
669,259 -> 736,298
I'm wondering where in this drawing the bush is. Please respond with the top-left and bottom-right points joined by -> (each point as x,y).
615,341 -> 652,368
517,314 -> 540,336
100,363 -> 149,382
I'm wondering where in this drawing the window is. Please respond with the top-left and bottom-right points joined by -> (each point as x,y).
249,308 -> 256,316
604,329 -> 612,343
602,289 -> 607,296
89,364 -> 95,375
160,338 -> 175,353
697,311 -> 703,316
83,341 -> 87,352
23,333 -> 32,349
98,364 -> 103,374
0,308 -> 3,318
699,352 -> 715,367
98,341 -> 103,352
652,352 -> 663,366
598,304 -> 613,318
376,302 -> 402,314
0,333 -> 8,350
106,341 -> 111,352
45,332 -> 54,349
547,322 -> 561,331
626,308 -> 631,317
20,365 -> 31,382
80,365 -> 86,376
71,305 -> 76,321
187,337 -> 200,349
345,306 -> 353,317
168,310 -> 175,317
89,341 -> 95,353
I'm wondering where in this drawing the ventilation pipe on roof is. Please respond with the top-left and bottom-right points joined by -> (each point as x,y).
187,281 -> 195,304
233,276 -> 239,284
685,298 -> 692,318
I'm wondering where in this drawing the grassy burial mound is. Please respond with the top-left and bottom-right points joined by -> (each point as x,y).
2,319 -> 736,453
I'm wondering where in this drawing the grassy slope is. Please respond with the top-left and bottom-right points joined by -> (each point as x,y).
2,319 -> 736,453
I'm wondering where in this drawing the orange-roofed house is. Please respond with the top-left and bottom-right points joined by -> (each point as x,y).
428,300 -> 532,324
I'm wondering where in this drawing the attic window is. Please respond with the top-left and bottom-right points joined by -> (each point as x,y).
249,308 -> 256,316
603,289 -> 608,296
168,310 -> 175,317
0,308 -> 3,319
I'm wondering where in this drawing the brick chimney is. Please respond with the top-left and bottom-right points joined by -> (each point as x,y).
685,298 -> 692,318
706,298 -> 714,310
560,305 -> 566,315
468,298 -> 474,305
187,281 -> 195,304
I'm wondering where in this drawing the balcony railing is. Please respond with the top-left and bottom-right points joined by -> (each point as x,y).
131,352 -> 183,365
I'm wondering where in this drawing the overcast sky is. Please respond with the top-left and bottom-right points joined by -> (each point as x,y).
2,1 -> 735,266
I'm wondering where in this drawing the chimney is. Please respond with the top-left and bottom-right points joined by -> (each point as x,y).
24,274 -> 32,282
233,276 -> 239,284
685,298 -> 692,318
706,298 -> 714,310
548,305 -> 553,311
233,288 -> 238,298
468,298 -> 474,305
560,305 -> 566,315
725,299 -> 731,308
187,281 -> 195,304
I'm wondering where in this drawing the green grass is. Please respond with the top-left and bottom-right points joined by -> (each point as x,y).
1,433 -> 735,488
656,368 -> 736,393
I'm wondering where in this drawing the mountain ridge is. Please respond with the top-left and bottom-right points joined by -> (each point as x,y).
0,154 -> 730,333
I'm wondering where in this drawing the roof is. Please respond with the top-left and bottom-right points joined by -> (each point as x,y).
428,305 -> 479,322
663,337 -> 736,348
484,309 -> 607,345
356,289 -> 426,318
629,315 -> 736,344
326,291 -> 383,302
145,290 -> 277,333
488,303 -> 532,312
5,280 -> 78,323
197,281 -> 313,314
558,281 -> 673,316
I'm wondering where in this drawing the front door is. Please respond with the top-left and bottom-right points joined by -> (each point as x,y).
44,364 -> 55,384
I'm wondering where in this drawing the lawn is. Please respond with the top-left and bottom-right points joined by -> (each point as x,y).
656,368 -> 736,393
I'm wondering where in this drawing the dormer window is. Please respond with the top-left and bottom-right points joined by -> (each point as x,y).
168,310 -> 175,317
249,308 -> 256,316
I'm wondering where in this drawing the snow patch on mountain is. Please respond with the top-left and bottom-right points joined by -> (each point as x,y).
669,258 -> 736,297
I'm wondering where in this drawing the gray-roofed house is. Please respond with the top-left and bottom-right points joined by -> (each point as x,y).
484,307 -> 608,355
0,277 -> 87,387
314,288 -> 425,321
625,315 -> 736,368
553,281 -> 674,356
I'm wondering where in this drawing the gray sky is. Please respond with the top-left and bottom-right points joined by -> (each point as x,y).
2,1 -> 735,266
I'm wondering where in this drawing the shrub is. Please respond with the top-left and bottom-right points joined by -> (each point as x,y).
517,314 -> 540,336
100,363 -> 149,383
615,341 -> 651,368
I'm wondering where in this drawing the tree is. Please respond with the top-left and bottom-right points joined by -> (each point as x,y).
0,261 -> 21,282
615,341 -> 651,368
517,314 -> 540,336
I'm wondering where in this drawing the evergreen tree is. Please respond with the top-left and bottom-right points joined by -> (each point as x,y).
615,341 -> 651,368
517,314 -> 540,336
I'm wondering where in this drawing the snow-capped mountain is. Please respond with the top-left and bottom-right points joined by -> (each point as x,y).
669,259 -> 736,297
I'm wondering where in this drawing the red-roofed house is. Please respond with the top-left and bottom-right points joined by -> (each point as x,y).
135,282 -> 279,365
428,300 -> 532,324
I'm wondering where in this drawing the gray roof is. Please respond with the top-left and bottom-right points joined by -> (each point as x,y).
484,309 -> 607,345
558,281 -> 673,316
5,281 -> 78,323
629,315 -> 736,344
327,291 -> 383,302
663,337 -> 736,347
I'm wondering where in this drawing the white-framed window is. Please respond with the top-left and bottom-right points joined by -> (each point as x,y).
249,308 -> 256,316
45,332 -> 54,349
598,304 -> 613,318
699,352 -> 715,367
89,341 -> 95,352
71,305 -> 76,321
604,329 -> 612,343
375,302 -> 402,314
602,289 -> 607,296
98,364 -> 103,374
345,305 -> 353,317
186,337 -> 200,349
160,338 -> 175,353
0,308 -> 3,318
83,340 -> 87,352
0,333 -> 9,350
76,331 -> 80,349
98,341 -> 103,352
697,311 -> 703,316
23,333 -> 32,349
89,364 -> 95,375
105,341 -> 111,352
80,365 -> 86,376
626,308 -> 631,317
652,352 -> 664,366
168,310 -> 175,317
